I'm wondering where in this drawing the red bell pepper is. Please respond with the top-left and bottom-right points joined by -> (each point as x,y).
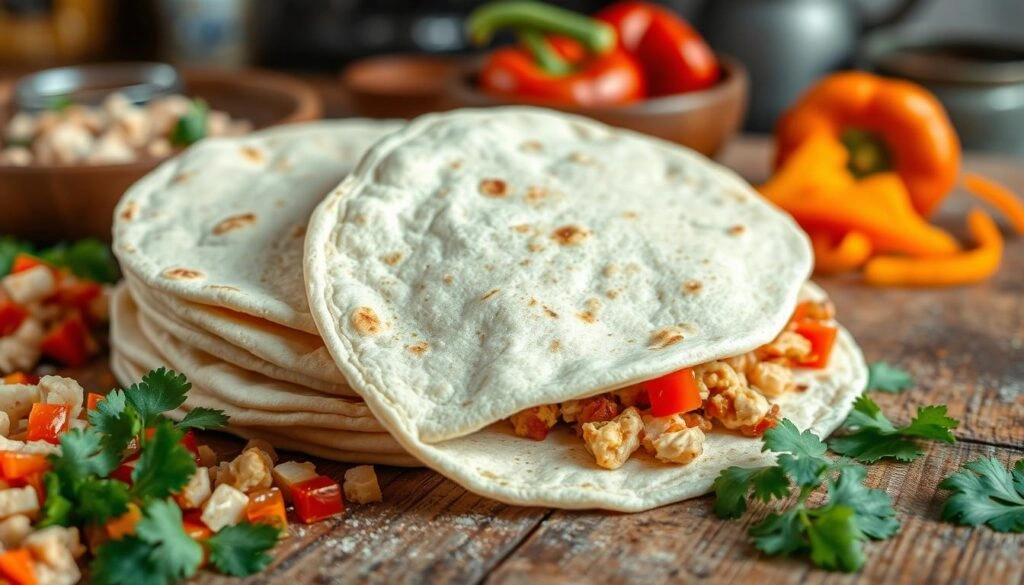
2,373 -> 39,385
0,300 -> 28,337
0,549 -> 36,585
292,476 -> 345,524
596,1 -> 719,96
182,510 -> 213,540
40,313 -> 92,367
26,403 -> 71,444
56,281 -> 103,325
0,452 -> 50,481
792,321 -> 838,369
470,1 -> 645,106
643,368 -> 703,417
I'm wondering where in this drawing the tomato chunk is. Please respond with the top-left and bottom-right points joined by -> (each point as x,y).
182,510 -> 213,540
292,476 -> 345,524
0,548 -> 36,585
26,403 -> 71,444
792,321 -> 838,369
87,392 -> 105,411
57,282 -> 103,324
2,373 -> 39,385
643,368 -> 702,417
247,487 -> 288,530
0,452 -> 50,481
0,301 -> 27,337
40,313 -> 92,367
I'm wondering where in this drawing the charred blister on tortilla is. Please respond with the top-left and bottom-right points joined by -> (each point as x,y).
507,300 -> 839,470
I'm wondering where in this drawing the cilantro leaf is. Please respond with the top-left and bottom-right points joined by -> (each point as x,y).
170,99 -> 208,146
92,536 -> 156,585
807,505 -> 866,572
46,429 -> 129,526
51,428 -> 119,481
38,238 -> 120,283
89,390 -> 141,461
940,457 -> 1024,532
38,473 -> 73,528
125,368 -> 191,427
828,396 -> 958,463
0,236 -> 32,276
176,407 -> 229,431
826,465 -> 899,539
135,499 -> 204,581
867,362 -> 914,393
207,522 -> 280,576
764,419 -> 831,486
77,479 -> 133,525
713,465 -> 790,519
131,419 -> 196,502
750,508 -> 804,556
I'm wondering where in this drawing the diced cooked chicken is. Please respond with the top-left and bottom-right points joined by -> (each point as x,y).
201,484 -> 248,532
0,435 -> 59,456
102,92 -> 132,118
343,466 -> 382,504
706,383 -> 770,431
197,444 -> 218,468
0,486 -> 40,520
177,467 -> 212,509
722,352 -> 757,377
693,360 -> 744,400
650,426 -> 705,465
0,147 -> 31,166
612,385 -> 649,409
0,318 -> 45,374
0,382 -> 42,428
33,121 -> 94,164
146,138 -> 173,158
559,399 -> 582,424
796,300 -> 835,322
0,515 -> 31,549
38,375 -> 84,419
509,405 -> 559,441
206,110 -> 231,136
272,461 -> 317,503
5,112 -> 36,143
26,526 -> 84,585
244,439 -> 279,463
640,412 -> 689,452
220,448 -> 273,493
87,131 -> 135,164
3,266 -> 56,306
113,108 -> 151,149
0,412 -> 10,438
756,331 -> 812,364
581,406 -> 643,470
748,361 -> 795,397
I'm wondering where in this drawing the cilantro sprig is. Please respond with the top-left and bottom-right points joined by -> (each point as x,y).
713,419 -> 899,573
940,457 -> 1024,533
0,236 -> 119,283
170,99 -> 209,147
827,395 -> 958,463
867,362 -> 914,393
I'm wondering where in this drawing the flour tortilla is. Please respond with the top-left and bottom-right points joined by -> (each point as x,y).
305,107 -> 814,444
113,119 -> 403,334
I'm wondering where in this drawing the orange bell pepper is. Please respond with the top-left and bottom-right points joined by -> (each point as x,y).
247,488 -> 288,530
106,503 -> 143,540
26,403 -> 70,444
810,231 -> 873,274
0,452 -> 50,481
0,549 -> 36,585
775,71 -> 960,217
963,174 -> 1024,234
792,321 -> 838,369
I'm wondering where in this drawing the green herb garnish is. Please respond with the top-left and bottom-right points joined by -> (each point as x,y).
940,457 -> 1024,533
827,395 -> 958,463
170,99 -> 209,146
866,362 -> 914,393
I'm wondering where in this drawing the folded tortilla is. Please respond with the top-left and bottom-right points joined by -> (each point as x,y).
304,108 -> 866,510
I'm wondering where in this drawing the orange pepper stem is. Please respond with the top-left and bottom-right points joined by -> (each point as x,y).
841,129 -> 893,178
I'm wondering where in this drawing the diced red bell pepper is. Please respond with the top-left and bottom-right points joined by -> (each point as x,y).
57,282 -> 103,325
40,313 -> 93,367
292,476 -> 345,524
643,368 -> 702,417
0,548 -> 36,585
26,403 -> 71,444
0,451 -> 50,481
792,321 -> 838,369
2,373 -> 39,385
246,488 -> 288,530
111,459 -> 138,485
87,392 -> 105,411
0,301 -> 28,337
143,427 -> 200,461
182,510 -> 213,540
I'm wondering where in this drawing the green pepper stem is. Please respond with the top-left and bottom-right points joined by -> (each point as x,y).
467,0 -> 616,55
841,129 -> 893,178
519,29 -> 573,75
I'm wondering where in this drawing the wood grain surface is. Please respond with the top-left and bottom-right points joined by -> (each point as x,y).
64,136 -> 1024,585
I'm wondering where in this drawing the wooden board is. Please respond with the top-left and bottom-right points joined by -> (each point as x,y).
63,136 -> 1024,585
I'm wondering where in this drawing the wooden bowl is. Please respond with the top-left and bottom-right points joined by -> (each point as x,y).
443,55 -> 747,158
342,54 -> 464,119
0,67 -> 322,244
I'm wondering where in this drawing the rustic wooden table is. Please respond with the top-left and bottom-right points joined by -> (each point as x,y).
65,136 -> 1023,585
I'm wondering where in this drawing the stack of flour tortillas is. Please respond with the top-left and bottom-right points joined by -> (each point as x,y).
111,110 -> 867,511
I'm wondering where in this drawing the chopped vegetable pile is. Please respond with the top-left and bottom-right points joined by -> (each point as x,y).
0,368 -> 382,585
509,300 -> 839,470
0,93 -> 252,167
1,239 -> 119,375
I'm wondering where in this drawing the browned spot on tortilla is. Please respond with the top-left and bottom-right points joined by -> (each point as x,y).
480,288 -> 500,301
577,312 -> 597,324
171,172 -> 193,184
649,326 -> 685,349
528,241 -> 545,253
382,252 -> 403,266
569,151 -> 593,164
729,224 -> 746,235
353,214 -> 367,225
240,146 -> 263,163
683,280 -> 703,294
525,186 -> 550,205
519,259 -> 530,266
543,306 -> 559,319
351,307 -> 382,335
272,159 -> 292,173
449,160 -> 463,170
212,213 -> 257,235
528,298 -> 538,307
603,264 -> 620,277
729,190 -> 749,203
119,202 -> 139,221
624,263 -> 641,275
162,268 -> 203,280
292,225 -> 307,239
622,211 -> 638,220
512,224 -> 532,234
442,275 -> 453,285
205,284 -> 240,292
407,341 -> 429,356
551,225 -> 590,246
479,179 -> 509,197
520,140 -> 543,153
606,289 -> 620,299
550,340 -> 561,352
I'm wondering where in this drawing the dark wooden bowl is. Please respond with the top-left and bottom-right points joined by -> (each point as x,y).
443,55 -> 748,159
342,54 -> 464,120
0,68 -> 323,244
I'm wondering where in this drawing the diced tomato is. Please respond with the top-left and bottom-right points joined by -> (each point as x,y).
10,253 -> 47,275
576,396 -> 620,426
40,313 -> 92,367
57,282 -> 103,324
792,321 -> 838,369
643,368 -> 703,417
106,503 -> 142,540
111,459 -> 138,485
2,373 -> 39,385
87,392 -> 105,411
0,548 -> 36,585
0,301 -> 27,337
292,476 -> 345,524
182,510 -> 213,540
0,452 -> 50,481
143,427 -> 200,460
246,487 -> 287,530
26,403 -> 71,444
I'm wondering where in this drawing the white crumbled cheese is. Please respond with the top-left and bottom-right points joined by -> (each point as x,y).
38,376 -> 84,419
223,449 -> 273,493
0,435 -> 59,456
201,484 -> 248,532
272,461 -> 318,502
177,467 -> 212,509
244,438 -> 279,463
343,466 -> 382,504
651,427 -> 705,465
0,515 -> 31,549
581,406 -> 643,470
2,266 -> 56,306
0,486 -> 40,520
